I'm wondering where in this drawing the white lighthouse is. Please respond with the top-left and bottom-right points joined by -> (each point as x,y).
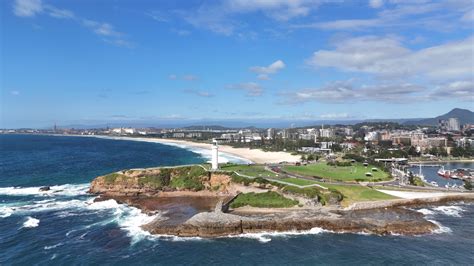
211,138 -> 219,170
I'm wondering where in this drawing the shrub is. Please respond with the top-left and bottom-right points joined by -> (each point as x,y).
139,175 -> 165,189
327,161 -> 352,167
282,186 -> 321,199
230,191 -> 298,208
343,154 -> 365,162
464,180 -> 472,191
170,176 -> 204,191
169,166 -> 206,191
103,173 -> 124,184
231,173 -> 252,186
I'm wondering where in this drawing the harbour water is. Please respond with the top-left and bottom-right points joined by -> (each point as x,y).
409,163 -> 469,187
1,135 -> 473,264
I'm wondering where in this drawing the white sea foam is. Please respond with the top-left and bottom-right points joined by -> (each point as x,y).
0,183 -> 89,197
417,208 -> 435,216
23,216 -> 40,228
433,206 -> 464,217
0,206 -> 14,218
86,199 -> 161,244
429,220 -> 452,234
44,243 -> 63,250
225,227 -> 327,243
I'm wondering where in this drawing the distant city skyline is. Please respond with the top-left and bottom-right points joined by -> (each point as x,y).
2,0 -> 473,128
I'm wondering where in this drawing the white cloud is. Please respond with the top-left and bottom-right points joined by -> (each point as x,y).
307,35 -> 474,80
228,82 -> 264,96
226,0 -> 321,21
83,20 -> 122,37
301,19 -> 380,30
293,0 -> 472,31
176,0 -> 322,36
168,74 -> 177,80
319,113 -> 351,119
46,6 -> 74,19
369,0 -> 384,9
281,80 -> 429,104
13,0 -> 43,17
250,60 -> 285,80
183,89 -> 214,97
12,0 -> 131,48
430,80 -> 474,100
10,90 -> 21,96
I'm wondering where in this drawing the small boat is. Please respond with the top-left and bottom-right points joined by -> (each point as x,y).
430,181 -> 438,187
437,166 -> 451,178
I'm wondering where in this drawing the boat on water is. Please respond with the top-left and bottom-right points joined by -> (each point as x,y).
437,166 -> 474,180
430,181 -> 439,187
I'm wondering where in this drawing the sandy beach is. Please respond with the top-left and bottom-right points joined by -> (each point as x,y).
151,138 -> 300,164
87,135 -> 300,164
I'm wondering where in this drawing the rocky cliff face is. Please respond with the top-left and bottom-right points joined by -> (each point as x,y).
89,166 -> 233,197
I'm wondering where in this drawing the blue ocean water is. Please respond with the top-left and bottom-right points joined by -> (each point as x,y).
1,134 -> 473,265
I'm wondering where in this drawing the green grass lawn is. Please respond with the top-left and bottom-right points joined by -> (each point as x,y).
220,164 -> 280,178
280,177 -> 395,205
283,162 -> 390,182
314,182 -> 396,206
280,177 -> 319,186
230,191 -> 299,208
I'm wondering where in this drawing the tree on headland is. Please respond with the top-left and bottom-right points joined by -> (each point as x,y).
301,154 -> 307,162
464,180 -> 473,191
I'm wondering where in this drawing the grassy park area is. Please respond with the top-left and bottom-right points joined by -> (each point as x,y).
230,191 -> 298,208
280,177 -> 319,186
278,177 -> 396,206
220,164 -> 280,178
320,183 -> 396,206
283,162 -> 390,182
219,163 -> 395,207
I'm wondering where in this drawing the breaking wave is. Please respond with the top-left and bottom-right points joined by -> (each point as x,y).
23,216 -> 40,228
429,220 -> 452,234
85,199 -> 161,244
0,183 -> 89,197
433,206 -> 465,217
225,227 -> 328,243
417,208 -> 435,216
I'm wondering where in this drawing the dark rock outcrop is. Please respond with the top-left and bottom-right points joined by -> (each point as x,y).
142,208 -> 437,237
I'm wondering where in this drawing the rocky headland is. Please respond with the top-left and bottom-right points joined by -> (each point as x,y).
89,165 -> 473,237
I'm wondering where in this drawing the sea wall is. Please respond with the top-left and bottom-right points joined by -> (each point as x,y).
346,193 -> 474,210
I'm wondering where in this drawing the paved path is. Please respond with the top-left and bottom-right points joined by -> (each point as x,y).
377,189 -> 457,199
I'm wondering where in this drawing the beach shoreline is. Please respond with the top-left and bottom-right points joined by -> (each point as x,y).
75,134 -> 300,164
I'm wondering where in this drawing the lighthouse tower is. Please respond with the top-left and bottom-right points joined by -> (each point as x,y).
211,138 -> 219,170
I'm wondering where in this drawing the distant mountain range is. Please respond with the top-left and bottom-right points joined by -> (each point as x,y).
36,108 -> 474,130
403,108 -> 474,126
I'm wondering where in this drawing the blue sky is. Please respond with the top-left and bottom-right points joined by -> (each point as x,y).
1,0 -> 473,128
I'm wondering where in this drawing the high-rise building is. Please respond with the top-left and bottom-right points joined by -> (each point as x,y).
266,128 -> 275,139
319,128 -> 335,138
447,118 -> 460,131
